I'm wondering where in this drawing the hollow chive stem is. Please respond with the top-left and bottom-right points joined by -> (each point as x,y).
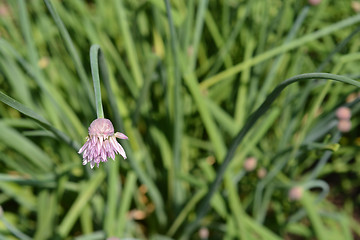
90,44 -> 105,119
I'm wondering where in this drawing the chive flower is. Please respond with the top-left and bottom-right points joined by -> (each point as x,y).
78,118 -> 128,168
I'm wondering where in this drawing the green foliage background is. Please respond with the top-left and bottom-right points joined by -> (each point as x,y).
0,0 -> 360,239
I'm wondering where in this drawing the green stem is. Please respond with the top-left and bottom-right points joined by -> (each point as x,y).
0,209 -> 32,240
165,0 -> 184,206
116,171 -> 137,237
90,45 -> 106,119
57,171 -> 106,237
200,14 -> 360,89
113,0 -> 143,87
301,192 -> 327,239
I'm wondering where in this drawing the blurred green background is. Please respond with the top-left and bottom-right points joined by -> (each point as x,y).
0,0 -> 360,239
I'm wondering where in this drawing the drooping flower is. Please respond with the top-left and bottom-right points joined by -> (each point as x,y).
78,118 -> 128,168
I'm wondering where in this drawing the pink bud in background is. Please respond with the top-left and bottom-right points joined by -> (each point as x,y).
257,167 -> 267,179
336,107 -> 351,120
199,227 -> 209,239
288,186 -> 303,201
352,1 -> 360,12
337,119 -> 352,133
244,157 -> 257,172
308,0 -> 321,5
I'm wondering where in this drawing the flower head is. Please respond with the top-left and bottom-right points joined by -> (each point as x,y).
78,118 -> 128,168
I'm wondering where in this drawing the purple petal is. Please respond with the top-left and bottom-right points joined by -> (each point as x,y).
104,140 -> 111,151
115,132 -> 128,139
109,150 -> 115,160
110,137 -> 122,154
78,140 -> 89,153
109,137 -> 118,152
110,137 -> 126,159
83,149 -> 89,159
101,149 -> 106,161
116,143 -> 126,159
90,161 -> 95,169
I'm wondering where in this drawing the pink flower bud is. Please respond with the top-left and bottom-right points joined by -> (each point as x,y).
0,5 -> 10,17
308,0 -> 321,5
336,107 -> 351,120
199,227 -> 209,239
257,168 -> 267,179
288,186 -> 303,201
337,119 -> 352,133
244,157 -> 257,172
352,1 -> 360,13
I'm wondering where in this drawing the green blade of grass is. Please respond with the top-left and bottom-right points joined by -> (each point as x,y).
200,14 -> 360,90
188,0 -> 208,71
116,171 -> 137,237
57,171 -> 106,237
34,190 -> 56,239
113,0 -> 143,87
44,0 -> 94,108
167,188 -> 207,237
254,6 -> 310,108
0,121 -> 52,172
0,38 -> 86,141
301,192 -> 327,239
104,160 -> 120,236
164,0 -> 184,207
0,209 -> 32,240
0,57 -> 34,109
80,205 -> 93,234
182,70 -> 227,160
0,91 -> 79,150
